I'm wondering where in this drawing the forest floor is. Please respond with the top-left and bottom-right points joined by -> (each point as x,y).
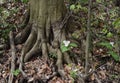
0,1 -> 120,83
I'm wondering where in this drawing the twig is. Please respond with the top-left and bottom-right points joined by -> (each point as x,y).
86,63 -> 107,77
8,31 -> 16,83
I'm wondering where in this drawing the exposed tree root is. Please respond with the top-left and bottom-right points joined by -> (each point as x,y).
19,26 -> 37,77
63,52 -> 72,63
15,23 -> 32,44
8,31 -> 16,83
16,0 -> 81,81
18,23 -> 73,79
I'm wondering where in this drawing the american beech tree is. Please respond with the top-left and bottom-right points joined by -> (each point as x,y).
16,0 -> 73,76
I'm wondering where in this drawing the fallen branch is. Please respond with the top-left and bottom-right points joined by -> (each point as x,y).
8,31 -> 16,83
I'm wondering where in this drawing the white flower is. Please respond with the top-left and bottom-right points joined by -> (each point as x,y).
63,40 -> 70,47
74,69 -> 78,72
110,42 -> 114,46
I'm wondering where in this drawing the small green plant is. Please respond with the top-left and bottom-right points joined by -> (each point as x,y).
49,52 -> 57,59
99,41 -> 120,62
70,70 -> 77,79
106,32 -> 113,38
12,69 -> 20,76
112,18 -> 120,29
99,42 -> 113,50
108,51 -> 120,62
101,28 -> 113,38
60,40 -> 78,53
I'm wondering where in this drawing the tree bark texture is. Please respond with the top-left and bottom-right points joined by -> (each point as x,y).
19,0 -> 72,78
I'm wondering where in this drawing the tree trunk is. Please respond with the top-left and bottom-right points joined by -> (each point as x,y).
19,0 -> 72,77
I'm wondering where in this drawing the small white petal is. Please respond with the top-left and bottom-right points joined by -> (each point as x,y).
63,40 -> 70,47
110,42 -> 114,46
74,69 -> 78,72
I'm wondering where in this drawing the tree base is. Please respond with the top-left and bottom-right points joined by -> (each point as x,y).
17,21 -> 72,78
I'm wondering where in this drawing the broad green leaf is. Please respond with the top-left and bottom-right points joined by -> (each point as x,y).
60,42 -> 77,53
61,46 -> 69,53
99,42 -> 113,50
12,69 -> 20,76
76,4 -> 81,9
69,43 -> 78,47
102,28 -> 107,34
106,32 -> 113,38
70,70 -> 77,79
108,51 -> 120,62
60,44 -> 70,53
70,4 -> 75,10
113,18 -> 120,26
112,18 -> 120,29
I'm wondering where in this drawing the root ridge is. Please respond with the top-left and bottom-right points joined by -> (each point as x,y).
18,18 -> 72,80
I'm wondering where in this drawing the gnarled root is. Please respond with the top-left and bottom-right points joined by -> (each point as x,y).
19,25 -> 37,77
8,31 -> 16,83
18,23 -> 72,79
15,23 -> 32,44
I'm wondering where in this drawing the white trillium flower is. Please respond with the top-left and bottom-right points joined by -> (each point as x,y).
110,42 -> 114,46
74,69 -> 78,72
63,40 -> 70,47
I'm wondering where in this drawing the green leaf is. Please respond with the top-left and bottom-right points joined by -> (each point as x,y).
76,4 -> 81,9
60,45 -> 70,53
70,70 -> 77,79
70,4 -> 76,10
113,18 -> 120,29
108,51 -> 120,62
69,43 -> 78,47
49,52 -> 57,58
102,28 -> 108,34
60,42 -> 77,53
113,18 -> 120,26
12,69 -> 20,76
106,32 -> 113,38
99,42 -> 113,50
